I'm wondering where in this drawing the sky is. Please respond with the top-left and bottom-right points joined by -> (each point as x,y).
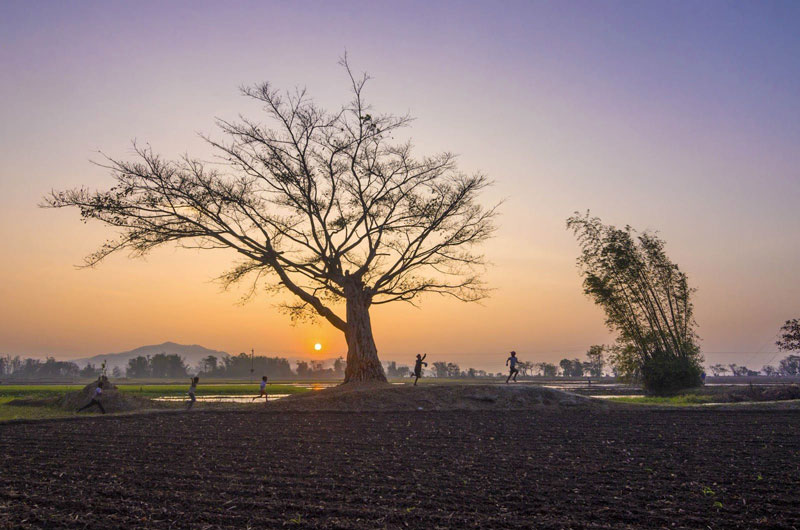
1,1 -> 799,371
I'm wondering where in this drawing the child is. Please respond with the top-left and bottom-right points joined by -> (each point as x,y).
186,376 -> 199,409
412,354 -> 427,386
252,375 -> 268,404
77,381 -> 106,414
506,351 -> 520,383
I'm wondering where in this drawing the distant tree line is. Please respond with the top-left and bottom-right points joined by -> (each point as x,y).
0,356 -> 81,379
128,352 -> 345,379
0,352 -> 344,381
707,356 -> 800,377
706,320 -> 800,377
195,353 -> 294,379
383,345 -> 609,379
125,353 -> 190,378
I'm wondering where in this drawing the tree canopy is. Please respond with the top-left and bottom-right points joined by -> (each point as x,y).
567,212 -> 702,393
44,58 -> 497,383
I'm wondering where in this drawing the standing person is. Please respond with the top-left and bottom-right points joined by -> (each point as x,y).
77,381 -> 106,414
506,351 -> 520,383
186,376 -> 199,409
252,375 -> 268,404
412,354 -> 427,386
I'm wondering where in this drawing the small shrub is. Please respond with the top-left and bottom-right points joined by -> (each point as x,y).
641,354 -> 703,395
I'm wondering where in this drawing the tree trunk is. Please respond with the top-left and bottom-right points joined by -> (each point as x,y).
342,285 -> 387,384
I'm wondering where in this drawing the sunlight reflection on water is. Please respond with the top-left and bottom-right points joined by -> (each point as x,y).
151,382 -> 336,403
153,394 -> 291,403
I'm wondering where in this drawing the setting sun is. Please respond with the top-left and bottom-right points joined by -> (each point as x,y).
314,343 -> 322,351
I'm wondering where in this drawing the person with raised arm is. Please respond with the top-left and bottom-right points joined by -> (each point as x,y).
412,354 -> 428,386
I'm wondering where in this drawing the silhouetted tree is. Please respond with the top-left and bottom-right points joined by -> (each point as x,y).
219,353 -> 293,378
1,355 -> 23,377
558,358 -> 584,377
311,361 -> 325,372
446,362 -> 461,378
535,362 -> 557,377
296,361 -> 312,378
201,355 -> 219,375
432,362 -> 449,378
567,212 -> 702,394
333,356 -> 345,377
727,364 -> 759,377
776,319 -> 800,353
8,357 -> 81,379
386,361 -> 399,377
149,353 -> 189,378
44,58 -> 497,384
585,345 -> 605,377
762,365 -> 778,377
111,366 -> 122,378
80,363 -> 101,378
709,363 -> 728,376
517,361 -> 534,377
778,355 -> 800,376
126,355 -> 151,378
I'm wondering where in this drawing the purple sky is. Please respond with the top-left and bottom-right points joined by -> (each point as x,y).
1,1 -> 799,370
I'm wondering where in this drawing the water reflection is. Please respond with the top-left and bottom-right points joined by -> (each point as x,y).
154,394 -> 291,403
152,383 -> 334,403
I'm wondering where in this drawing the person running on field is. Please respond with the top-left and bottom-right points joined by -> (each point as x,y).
77,381 -> 106,414
506,351 -> 520,383
252,375 -> 268,404
186,376 -> 199,409
412,354 -> 427,386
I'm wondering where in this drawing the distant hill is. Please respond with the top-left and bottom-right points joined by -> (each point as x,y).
73,342 -> 229,371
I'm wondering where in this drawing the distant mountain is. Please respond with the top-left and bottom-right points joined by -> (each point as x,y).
73,342 -> 229,371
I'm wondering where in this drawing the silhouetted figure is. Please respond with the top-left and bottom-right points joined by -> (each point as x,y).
77,382 -> 106,414
412,354 -> 427,386
701,371 -> 706,385
506,351 -> 519,383
186,376 -> 199,409
252,375 -> 268,404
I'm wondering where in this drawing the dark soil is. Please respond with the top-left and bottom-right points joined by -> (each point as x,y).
725,384 -> 800,403
1,408 -> 798,529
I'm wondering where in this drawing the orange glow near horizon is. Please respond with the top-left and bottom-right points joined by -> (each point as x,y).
1,2 -> 799,373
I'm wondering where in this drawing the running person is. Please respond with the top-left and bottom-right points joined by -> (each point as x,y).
186,376 -> 199,409
412,354 -> 427,386
77,381 -> 106,414
252,376 -> 268,404
506,351 -> 520,383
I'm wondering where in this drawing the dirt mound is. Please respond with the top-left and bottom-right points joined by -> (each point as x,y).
60,376 -> 153,413
268,383 -> 605,412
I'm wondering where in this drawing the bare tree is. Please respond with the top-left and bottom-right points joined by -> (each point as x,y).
43,58 -> 497,383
